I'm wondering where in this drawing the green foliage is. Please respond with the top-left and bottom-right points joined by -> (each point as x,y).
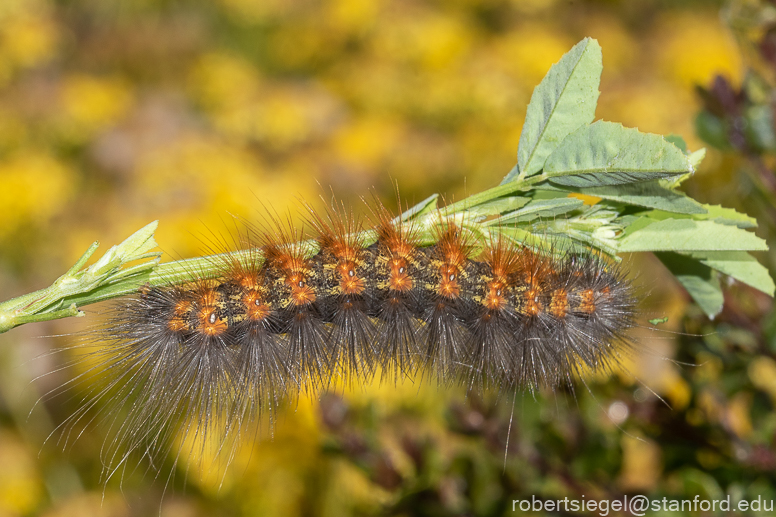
509,37 -> 601,180
498,197 -> 584,224
618,219 -> 767,252
478,39 -> 772,317
655,252 -> 725,317
0,37 -> 772,332
0,222 -> 161,333
574,181 -> 706,214
544,121 -> 693,186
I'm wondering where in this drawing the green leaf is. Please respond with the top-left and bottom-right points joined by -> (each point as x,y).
467,195 -> 530,219
665,134 -> 688,153
530,187 -> 570,199
649,316 -> 669,326
656,252 -> 724,318
545,121 -> 693,187
663,147 -> 705,188
616,214 -> 640,228
492,226 -> 583,255
620,216 -> 655,238
695,111 -> 730,150
504,37 -> 602,183
495,197 -> 584,224
0,221 -> 162,334
618,219 -> 768,252
578,181 -> 706,214
694,204 -> 757,229
688,148 -> 706,171
683,251 -> 775,296
399,194 -> 439,221
746,104 -> 776,152
87,221 -> 160,280
502,164 -> 518,183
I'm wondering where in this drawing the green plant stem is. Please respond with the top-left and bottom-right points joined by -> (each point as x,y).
0,175 -> 548,335
443,174 -> 545,213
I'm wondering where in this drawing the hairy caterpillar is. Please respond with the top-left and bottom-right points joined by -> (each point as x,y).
46,199 -> 638,483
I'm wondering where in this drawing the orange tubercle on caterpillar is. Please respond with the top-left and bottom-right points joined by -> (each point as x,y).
436,229 -> 469,268
337,261 -> 366,294
167,300 -> 192,332
286,272 -> 316,306
578,288 -> 597,314
550,288 -> 569,318
374,204 -> 418,260
483,280 -> 507,311
522,287 -> 543,317
388,257 -> 413,292
438,264 -> 461,298
236,272 -> 261,290
242,290 -> 271,321
197,307 -> 227,335
195,289 -> 228,335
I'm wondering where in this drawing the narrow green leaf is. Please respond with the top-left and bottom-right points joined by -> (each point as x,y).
502,164 -> 518,183
694,204 -> 757,229
618,219 -> 768,252
530,188 -> 571,200
683,251 -> 775,296
399,194 -> 439,221
89,221 -> 159,276
561,227 -> 620,257
504,37 -> 602,183
578,181 -> 706,214
496,197 -> 584,224
620,216 -> 655,238
616,214 -> 640,228
467,195 -> 530,219
65,241 -> 99,277
530,182 -> 566,192
545,121 -> 693,187
656,252 -> 724,318
492,226 -> 583,255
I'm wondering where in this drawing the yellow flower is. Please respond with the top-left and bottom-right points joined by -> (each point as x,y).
619,435 -> 662,492
371,12 -> 474,70
333,116 -> 403,170
59,74 -> 134,142
188,54 -> 340,149
0,109 -> 28,151
0,431 -> 43,515
133,135 -> 312,255
0,11 -> 58,69
749,356 -> 776,405
187,52 -> 261,110
495,25 -> 575,87
0,153 -> 74,240
40,492 -> 130,517
209,86 -> 338,150
0,6 -> 59,86
327,0 -> 381,33
657,12 -> 742,86
726,392 -> 753,439
218,0 -> 289,23
583,15 -> 638,74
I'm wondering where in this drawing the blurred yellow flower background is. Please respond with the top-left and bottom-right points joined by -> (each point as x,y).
0,1 -> 749,516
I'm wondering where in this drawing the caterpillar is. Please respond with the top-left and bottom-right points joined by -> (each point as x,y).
49,199 -> 637,482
